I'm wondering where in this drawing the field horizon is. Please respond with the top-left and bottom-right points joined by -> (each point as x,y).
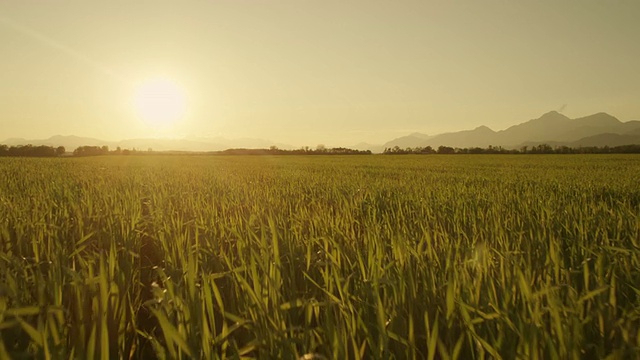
3,110 -> 640,153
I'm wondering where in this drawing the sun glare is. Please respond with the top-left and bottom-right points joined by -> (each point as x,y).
133,78 -> 186,128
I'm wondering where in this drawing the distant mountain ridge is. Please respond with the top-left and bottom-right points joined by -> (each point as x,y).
383,111 -> 640,150
3,111 -> 640,153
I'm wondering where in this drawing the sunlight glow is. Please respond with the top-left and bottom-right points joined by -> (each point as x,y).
133,78 -> 186,128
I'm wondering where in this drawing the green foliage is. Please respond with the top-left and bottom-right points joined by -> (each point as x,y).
0,155 -> 639,359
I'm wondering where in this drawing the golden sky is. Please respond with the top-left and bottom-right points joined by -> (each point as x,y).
1,1 -> 639,146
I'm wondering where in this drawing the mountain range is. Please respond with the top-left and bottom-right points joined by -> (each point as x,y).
381,111 -> 640,150
2,111 -> 640,153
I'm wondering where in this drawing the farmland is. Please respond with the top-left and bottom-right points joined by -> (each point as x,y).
0,155 -> 639,359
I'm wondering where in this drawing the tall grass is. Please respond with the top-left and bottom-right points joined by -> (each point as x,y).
0,155 -> 638,359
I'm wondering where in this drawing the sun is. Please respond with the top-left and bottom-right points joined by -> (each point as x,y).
133,77 -> 186,127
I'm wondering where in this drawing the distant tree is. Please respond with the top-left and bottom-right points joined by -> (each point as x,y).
73,145 -> 109,156
417,146 -> 435,154
531,144 -> 553,154
56,146 -> 66,156
437,146 -> 455,154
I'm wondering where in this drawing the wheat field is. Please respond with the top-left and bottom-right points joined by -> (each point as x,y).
0,155 -> 639,359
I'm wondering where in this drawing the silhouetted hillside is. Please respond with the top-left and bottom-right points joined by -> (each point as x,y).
383,111 -> 640,149
570,133 -> 640,147
383,133 -> 433,149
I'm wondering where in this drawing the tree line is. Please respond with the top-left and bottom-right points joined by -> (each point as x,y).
0,144 -> 372,157
72,145 -> 373,156
0,144 -> 66,157
0,145 -> 133,157
216,146 -> 371,155
383,144 -> 640,154
2,143 -> 640,157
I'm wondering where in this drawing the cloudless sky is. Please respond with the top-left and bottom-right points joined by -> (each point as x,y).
1,0 -> 639,146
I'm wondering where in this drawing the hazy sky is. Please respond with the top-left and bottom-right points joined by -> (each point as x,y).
1,1 -> 639,146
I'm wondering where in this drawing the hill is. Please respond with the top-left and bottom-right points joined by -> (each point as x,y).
383,111 -> 640,150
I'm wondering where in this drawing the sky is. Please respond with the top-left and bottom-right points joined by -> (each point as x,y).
1,0 -> 639,147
